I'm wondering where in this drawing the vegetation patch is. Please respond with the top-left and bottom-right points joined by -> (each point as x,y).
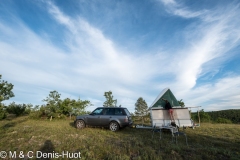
0,117 -> 240,159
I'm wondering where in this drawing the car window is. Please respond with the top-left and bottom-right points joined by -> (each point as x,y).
92,108 -> 103,115
124,109 -> 131,116
104,108 -> 114,115
115,108 -> 124,115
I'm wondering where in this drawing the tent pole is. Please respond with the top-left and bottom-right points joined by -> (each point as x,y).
198,106 -> 200,126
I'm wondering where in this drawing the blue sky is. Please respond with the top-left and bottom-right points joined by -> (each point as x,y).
1,0 -> 240,113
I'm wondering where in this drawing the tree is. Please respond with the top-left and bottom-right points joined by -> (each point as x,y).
60,98 -> 73,115
60,98 -> 92,117
103,91 -> 117,107
31,90 -> 93,119
42,90 -> 62,118
43,90 -> 61,106
73,98 -> 92,115
178,99 -> 185,108
135,97 -> 148,117
0,75 -> 14,102
195,109 -> 211,122
24,103 -> 33,115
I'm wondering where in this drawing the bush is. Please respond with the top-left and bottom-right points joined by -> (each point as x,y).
0,104 -> 6,120
192,109 -> 211,123
29,111 -> 42,119
57,114 -> 67,119
6,102 -> 26,116
216,117 -> 232,124
0,110 -> 6,120
48,112 -> 59,119
6,114 -> 17,120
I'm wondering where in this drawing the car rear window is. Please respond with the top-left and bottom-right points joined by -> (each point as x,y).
115,108 -> 124,115
104,108 -> 124,115
104,108 -> 114,115
124,109 -> 131,116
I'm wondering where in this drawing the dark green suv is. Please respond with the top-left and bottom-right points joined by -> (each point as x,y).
74,107 -> 132,131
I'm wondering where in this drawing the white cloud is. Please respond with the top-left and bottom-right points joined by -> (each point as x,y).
150,0 -> 240,111
0,2 -> 163,112
181,76 -> 240,111
159,0 -> 207,19
165,1 -> 240,88
1,1 -> 240,113
46,1 -> 160,84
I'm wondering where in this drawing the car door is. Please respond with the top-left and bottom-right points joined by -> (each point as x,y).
99,108 -> 114,126
87,108 -> 103,126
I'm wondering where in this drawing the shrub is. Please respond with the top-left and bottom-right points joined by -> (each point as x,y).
47,112 -> 55,118
0,110 -> 6,120
57,114 -> 67,119
0,104 -> 6,120
6,102 -> 26,116
216,117 -> 232,124
6,114 -> 16,120
192,109 -> 211,123
29,111 -> 42,119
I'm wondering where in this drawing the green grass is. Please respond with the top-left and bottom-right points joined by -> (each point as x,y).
0,116 -> 240,160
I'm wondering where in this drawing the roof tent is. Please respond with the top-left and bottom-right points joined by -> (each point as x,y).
150,88 -> 180,108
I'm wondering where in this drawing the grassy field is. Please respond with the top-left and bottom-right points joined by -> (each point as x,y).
0,116 -> 240,160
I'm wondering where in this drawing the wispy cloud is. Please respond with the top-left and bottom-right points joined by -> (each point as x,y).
182,76 -> 240,111
0,1 -> 240,112
158,0 -> 240,110
1,1 -> 163,111
159,0 -> 208,18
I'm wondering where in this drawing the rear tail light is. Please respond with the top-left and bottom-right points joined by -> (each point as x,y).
124,116 -> 128,122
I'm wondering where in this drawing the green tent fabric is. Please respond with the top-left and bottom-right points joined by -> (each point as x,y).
150,88 -> 180,108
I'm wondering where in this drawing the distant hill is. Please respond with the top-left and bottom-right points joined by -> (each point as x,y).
206,109 -> 240,123
192,109 -> 240,124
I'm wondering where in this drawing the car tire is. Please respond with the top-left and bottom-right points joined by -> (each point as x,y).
109,121 -> 119,132
75,120 -> 86,129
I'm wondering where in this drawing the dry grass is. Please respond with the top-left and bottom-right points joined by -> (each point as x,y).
0,116 -> 240,160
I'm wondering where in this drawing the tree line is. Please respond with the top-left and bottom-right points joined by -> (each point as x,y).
0,75 -> 94,120
0,90 -> 92,120
191,109 -> 240,124
0,73 -> 186,120
0,75 -> 151,120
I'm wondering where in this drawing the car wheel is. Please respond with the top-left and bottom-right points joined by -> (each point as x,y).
109,121 -> 119,132
75,120 -> 86,129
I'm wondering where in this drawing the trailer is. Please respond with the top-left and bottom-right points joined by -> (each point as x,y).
136,88 -> 199,130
